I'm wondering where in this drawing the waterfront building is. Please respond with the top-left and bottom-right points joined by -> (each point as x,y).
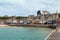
27,11 -> 60,24
42,11 -> 50,14
27,15 -> 35,20
32,16 -> 40,24
0,20 -> 4,24
6,16 -> 17,24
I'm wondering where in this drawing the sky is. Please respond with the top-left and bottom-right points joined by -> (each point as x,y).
0,0 -> 60,16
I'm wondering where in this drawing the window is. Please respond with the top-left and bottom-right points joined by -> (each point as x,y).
44,14 -> 49,19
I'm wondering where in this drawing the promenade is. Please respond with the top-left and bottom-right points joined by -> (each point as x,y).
47,27 -> 60,40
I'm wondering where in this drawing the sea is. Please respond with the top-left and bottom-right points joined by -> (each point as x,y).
0,27 -> 52,40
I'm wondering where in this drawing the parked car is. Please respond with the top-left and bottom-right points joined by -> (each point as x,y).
44,20 -> 57,29
44,20 -> 56,24
23,21 -> 32,24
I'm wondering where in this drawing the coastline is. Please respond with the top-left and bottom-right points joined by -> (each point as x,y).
0,24 -> 55,28
0,24 -> 9,27
0,24 -> 16,28
0,24 -> 50,28
8,24 -> 50,28
0,24 -> 55,40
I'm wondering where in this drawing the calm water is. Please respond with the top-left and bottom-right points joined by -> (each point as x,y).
0,27 -> 52,40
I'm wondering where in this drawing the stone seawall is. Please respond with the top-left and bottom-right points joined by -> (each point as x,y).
8,24 -> 50,28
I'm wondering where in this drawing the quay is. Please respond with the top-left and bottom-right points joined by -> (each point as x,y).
47,27 -> 60,40
8,24 -> 50,28
47,32 -> 60,40
8,24 -> 57,29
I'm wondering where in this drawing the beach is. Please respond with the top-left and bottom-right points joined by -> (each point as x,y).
0,24 -> 16,28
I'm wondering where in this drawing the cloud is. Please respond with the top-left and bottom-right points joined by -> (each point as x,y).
0,0 -> 60,16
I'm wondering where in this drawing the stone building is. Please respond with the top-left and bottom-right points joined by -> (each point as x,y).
27,11 -> 60,24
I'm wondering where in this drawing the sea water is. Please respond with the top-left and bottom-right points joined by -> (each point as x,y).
0,27 -> 52,40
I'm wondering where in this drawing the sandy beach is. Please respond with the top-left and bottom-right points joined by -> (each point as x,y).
0,24 -> 15,28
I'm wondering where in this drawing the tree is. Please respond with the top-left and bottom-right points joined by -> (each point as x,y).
37,10 -> 41,16
15,16 -> 21,24
37,10 -> 41,19
15,16 -> 27,24
0,16 -> 9,24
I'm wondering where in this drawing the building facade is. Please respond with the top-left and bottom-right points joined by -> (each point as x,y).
27,11 -> 60,24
